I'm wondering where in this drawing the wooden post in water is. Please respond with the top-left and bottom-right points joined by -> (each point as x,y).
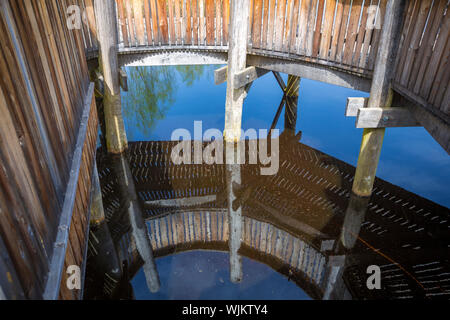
224,0 -> 250,283
284,75 -> 300,133
224,0 -> 250,142
352,0 -> 406,197
94,0 -> 127,154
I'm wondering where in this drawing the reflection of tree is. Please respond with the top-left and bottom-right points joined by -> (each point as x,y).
122,65 -> 211,140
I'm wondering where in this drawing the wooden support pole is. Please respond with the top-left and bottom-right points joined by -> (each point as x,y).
352,0 -> 406,198
94,0 -> 127,154
224,0 -> 250,142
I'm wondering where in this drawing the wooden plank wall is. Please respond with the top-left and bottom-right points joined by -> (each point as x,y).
0,0 -> 97,299
249,0 -> 387,74
393,0 -> 449,118
111,0 -> 231,48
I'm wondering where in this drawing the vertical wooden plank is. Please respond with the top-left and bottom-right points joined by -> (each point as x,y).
215,0 -> 222,45
125,0 -> 136,46
274,0 -> 287,51
192,0 -> 199,44
330,0 -> 345,60
334,0 -> 350,63
261,0 -> 270,49
304,0 -> 318,56
133,0 -> 146,45
312,0 -> 325,58
144,0 -> 153,45
288,0 -> 300,53
175,0 -> 181,44
205,0 -> 214,45
342,0 -> 363,65
185,0 -> 192,44
149,0 -> 160,45
168,0 -> 176,44
352,0 -> 370,67
283,0 -> 294,52
117,0 -> 129,46
222,0 -> 230,44
367,0 -> 388,70
252,0 -> 263,48
157,0 -> 169,44
84,0 -> 98,48
267,0 -> 276,50
297,0 -> 311,55
319,0 -> 336,60
199,0 -> 206,45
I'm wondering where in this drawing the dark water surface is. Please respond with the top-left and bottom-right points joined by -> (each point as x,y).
89,65 -> 449,300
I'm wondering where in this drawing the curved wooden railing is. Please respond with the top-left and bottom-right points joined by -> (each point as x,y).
80,0 -> 449,122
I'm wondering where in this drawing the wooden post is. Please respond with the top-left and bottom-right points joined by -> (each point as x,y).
352,0 -> 406,197
284,75 -> 300,133
94,0 -> 127,154
224,0 -> 250,284
224,0 -> 250,142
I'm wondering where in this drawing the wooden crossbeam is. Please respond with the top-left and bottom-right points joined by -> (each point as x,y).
233,66 -> 269,89
215,65 -> 269,88
345,97 -> 368,117
356,107 -> 420,128
119,68 -> 128,91
214,65 -> 227,85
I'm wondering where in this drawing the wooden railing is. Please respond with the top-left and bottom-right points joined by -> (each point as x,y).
0,0 -> 97,299
80,0 -> 449,121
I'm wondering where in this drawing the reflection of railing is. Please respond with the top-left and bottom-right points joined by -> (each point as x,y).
96,139 -> 450,299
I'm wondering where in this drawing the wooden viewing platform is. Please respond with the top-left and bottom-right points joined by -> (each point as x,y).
0,0 -> 449,300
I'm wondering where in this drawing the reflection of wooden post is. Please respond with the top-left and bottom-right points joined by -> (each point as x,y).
112,155 -> 160,293
284,75 -> 300,133
340,193 -> 370,249
94,0 -> 127,154
227,160 -> 243,283
352,0 -> 406,197
224,0 -> 250,142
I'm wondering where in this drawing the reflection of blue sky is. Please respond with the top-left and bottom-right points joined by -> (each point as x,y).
132,251 -> 311,300
122,65 -> 449,208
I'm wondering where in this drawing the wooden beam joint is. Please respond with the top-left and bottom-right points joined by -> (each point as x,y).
356,107 -> 420,128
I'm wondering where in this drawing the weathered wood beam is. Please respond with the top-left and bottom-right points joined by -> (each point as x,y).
248,55 -> 371,92
95,0 -> 127,154
215,65 -> 270,88
345,97 -> 368,117
214,65 -> 228,85
352,0 -> 407,198
356,107 -> 420,128
233,66 -> 269,89
118,68 -> 128,92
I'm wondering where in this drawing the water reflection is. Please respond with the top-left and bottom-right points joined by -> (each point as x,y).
85,65 -> 450,300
